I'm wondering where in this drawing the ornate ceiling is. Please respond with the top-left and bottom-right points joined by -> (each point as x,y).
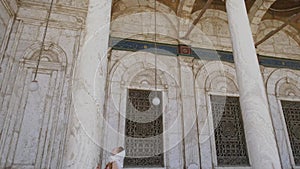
270,0 -> 300,17
157,0 -> 179,12
264,0 -> 300,29
190,0 -> 256,13
112,0 -> 300,31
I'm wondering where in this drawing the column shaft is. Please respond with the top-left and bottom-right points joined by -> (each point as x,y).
63,0 -> 112,168
179,57 -> 200,168
225,0 -> 282,168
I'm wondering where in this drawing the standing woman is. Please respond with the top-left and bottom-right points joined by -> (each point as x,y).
105,147 -> 125,169
110,147 -> 125,169
96,147 -> 125,169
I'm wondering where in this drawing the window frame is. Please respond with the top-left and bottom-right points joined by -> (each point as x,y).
277,96 -> 300,169
207,92 -> 252,169
123,88 -> 166,169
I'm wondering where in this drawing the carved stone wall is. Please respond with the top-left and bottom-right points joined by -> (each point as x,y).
266,68 -> 300,169
255,20 -> 300,60
111,3 -> 300,61
103,50 -> 183,169
106,48 -> 300,169
1,1 -> 300,169
0,0 -> 85,168
0,0 -> 17,72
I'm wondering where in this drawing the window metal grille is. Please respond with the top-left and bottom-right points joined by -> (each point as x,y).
124,89 -> 164,167
211,95 -> 250,166
281,100 -> 300,165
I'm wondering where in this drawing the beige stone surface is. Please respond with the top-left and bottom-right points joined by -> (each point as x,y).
0,0 -> 300,168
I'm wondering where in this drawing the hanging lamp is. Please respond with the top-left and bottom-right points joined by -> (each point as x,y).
152,0 -> 160,106
29,0 -> 54,91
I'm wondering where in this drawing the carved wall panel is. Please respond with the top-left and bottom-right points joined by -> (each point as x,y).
19,0 -> 88,9
266,68 -> 300,169
0,43 -> 68,168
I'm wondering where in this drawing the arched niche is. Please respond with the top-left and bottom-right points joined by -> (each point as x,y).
0,42 -> 68,168
22,42 -> 67,65
266,68 -> 300,169
102,50 -> 184,168
194,61 -> 239,169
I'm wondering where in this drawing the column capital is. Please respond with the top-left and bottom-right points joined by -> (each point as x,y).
178,56 -> 194,67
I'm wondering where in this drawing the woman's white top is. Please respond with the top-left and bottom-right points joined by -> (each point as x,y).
109,150 -> 126,169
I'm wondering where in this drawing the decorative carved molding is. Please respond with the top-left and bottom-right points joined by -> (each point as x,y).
267,69 -> 300,98
17,1 -> 87,30
22,42 -> 67,65
131,69 -> 163,87
0,0 -> 16,16
178,56 -> 194,67
195,61 -> 238,94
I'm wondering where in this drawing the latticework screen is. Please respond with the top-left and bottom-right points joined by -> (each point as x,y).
211,95 -> 250,166
124,89 -> 164,167
281,100 -> 300,165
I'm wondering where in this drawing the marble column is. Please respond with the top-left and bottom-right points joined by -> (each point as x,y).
225,0 -> 282,168
63,0 -> 112,168
178,57 -> 200,168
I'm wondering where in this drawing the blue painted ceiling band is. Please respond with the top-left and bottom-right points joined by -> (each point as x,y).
110,37 -> 300,70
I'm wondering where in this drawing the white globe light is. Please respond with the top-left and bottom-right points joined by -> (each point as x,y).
29,80 -> 39,91
152,97 -> 160,105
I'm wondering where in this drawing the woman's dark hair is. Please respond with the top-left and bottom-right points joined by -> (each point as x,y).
116,146 -> 124,153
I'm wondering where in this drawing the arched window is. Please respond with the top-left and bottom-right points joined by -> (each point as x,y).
195,61 -> 250,168
267,69 -> 300,168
